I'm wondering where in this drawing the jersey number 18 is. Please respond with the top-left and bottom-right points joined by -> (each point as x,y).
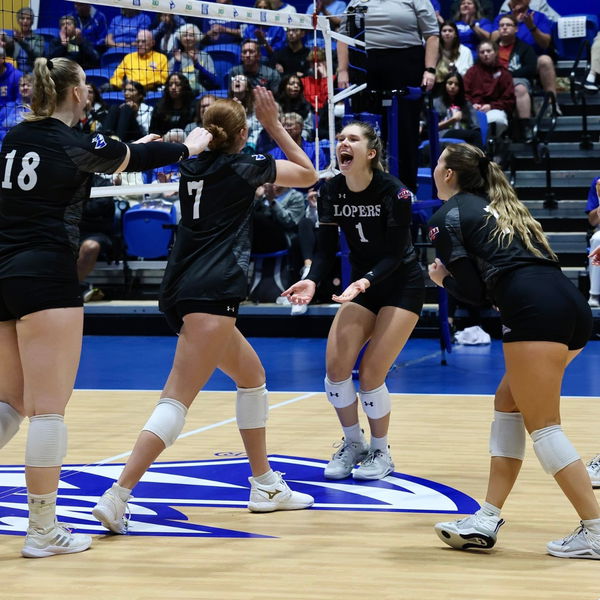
1,150 -> 41,192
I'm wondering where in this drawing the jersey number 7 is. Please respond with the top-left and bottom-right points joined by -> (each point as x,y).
187,180 -> 204,220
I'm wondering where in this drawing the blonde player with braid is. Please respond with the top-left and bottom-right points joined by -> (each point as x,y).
427,143 -> 600,560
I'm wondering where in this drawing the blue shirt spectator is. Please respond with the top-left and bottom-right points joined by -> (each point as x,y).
70,2 -> 108,48
106,9 -> 152,49
455,19 -> 493,56
0,57 -> 23,104
493,10 -> 552,55
305,0 -> 347,30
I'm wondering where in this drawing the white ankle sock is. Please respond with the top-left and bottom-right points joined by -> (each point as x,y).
342,423 -> 364,444
478,501 -> 501,518
370,435 -> 388,453
28,491 -> 57,532
254,469 -> 277,485
583,517 -> 600,535
113,482 -> 132,501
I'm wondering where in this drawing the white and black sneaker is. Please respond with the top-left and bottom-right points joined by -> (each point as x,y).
435,512 -> 505,550
586,455 -> 600,488
547,522 -> 600,560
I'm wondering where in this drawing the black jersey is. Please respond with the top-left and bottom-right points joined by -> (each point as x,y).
317,170 -> 417,281
0,119 -> 126,280
427,192 -> 559,298
159,151 -> 276,308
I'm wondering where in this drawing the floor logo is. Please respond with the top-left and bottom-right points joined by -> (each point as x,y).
0,456 -> 478,537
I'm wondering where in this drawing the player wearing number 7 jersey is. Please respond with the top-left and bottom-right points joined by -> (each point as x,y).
0,57 -> 212,559
92,88 -> 318,536
282,121 -> 425,481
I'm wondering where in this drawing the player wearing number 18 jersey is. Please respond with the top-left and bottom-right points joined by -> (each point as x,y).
0,56 -> 212,558
92,90 -> 318,533
283,121 -> 425,481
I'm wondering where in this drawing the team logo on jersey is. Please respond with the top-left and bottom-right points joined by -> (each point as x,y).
428,226 -> 439,242
397,188 -> 413,201
91,133 -> 107,150
0,456 -> 477,538
252,154 -> 266,161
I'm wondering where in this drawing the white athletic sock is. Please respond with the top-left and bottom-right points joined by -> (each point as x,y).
113,482 -> 132,501
370,434 -> 388,453
253,469 -> 278,485
477,501 -> 501,518
342,423 -> 364,444
583,517 -> 600,535
28,491 -> 57,533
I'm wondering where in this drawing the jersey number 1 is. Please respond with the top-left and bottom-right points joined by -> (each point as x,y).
355,222 -> 368,243
2,150 -> 40,191
187,180 -> 204,219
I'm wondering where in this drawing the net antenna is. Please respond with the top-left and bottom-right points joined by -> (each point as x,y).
72,0 -> 365,188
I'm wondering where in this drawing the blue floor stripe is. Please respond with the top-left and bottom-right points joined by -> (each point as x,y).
76,336 -> 600,397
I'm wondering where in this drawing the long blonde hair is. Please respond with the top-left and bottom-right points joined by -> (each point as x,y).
26,57 -> 81,121
443,144 -> 557,260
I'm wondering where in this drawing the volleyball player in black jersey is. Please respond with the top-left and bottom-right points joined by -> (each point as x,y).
283,122 -> 425,481
92,88 -> 317,534
0,57 -> 211,558
427,143 -> 600,560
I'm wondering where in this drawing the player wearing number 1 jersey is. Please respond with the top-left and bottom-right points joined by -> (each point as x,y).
92,89 -> 318,535
283,121 -> 425,481
0,56 -> 212,558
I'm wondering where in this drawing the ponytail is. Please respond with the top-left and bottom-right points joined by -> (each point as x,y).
26,57 -> 81,122
444,144 -> 557,260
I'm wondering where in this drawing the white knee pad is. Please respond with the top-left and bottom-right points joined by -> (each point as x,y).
359,383 -> 391,420
143,397 -> 187,448
531,425 -> 580,476
489,411 -> 526,460
324,376 -> 356,409
25,414 -> 67,467
236,384 -> 268,429
0,402 -> 23,449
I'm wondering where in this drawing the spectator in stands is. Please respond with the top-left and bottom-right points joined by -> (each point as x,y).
77,82 -> 109,134
227,75 -> 261,151
109,29 -> 168,92
296,186 -> 319,281
269,112 -> 327,169
185,93 -> 218,134
11,7 -> 44,73
498,0 -> 560,22
492,0 -> 560,111
103,81 -> 153,141
201,0 -> 244,46
228,39 -> 281,93
70,2 -> 108,50
245,0 -> 287,63
0,47 -> 22,103
305,0 -> 347,31
464,40 -> 515,138
276,74 -> 314,138
149,73 -> 196,136
252,182 -> 306,255
49,15 -> 99,70
106,8 -> 151,49
453,0 -> 493,58
496,14 -> 537,142
274,27 -> 311,77
151,12 -> 186,55
301,48 -> 333,112
0,33 -> 15,67
584,33 -> 600,93
436,20 -> 474,83
272,0 -> 297,13
450,0 -> 495,19
586,177 -> 600,308
169,24 -> 219,95
0,73 -> 31,143
434,72 -> 482,146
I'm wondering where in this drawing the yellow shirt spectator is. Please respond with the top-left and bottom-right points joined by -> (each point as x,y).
110,49 -> 168,90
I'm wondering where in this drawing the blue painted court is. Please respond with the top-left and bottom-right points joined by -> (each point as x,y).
77,336 -> 600,396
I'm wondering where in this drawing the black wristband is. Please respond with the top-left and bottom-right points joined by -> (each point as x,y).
125,142 -> 189,172
424,67 -> 436,74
